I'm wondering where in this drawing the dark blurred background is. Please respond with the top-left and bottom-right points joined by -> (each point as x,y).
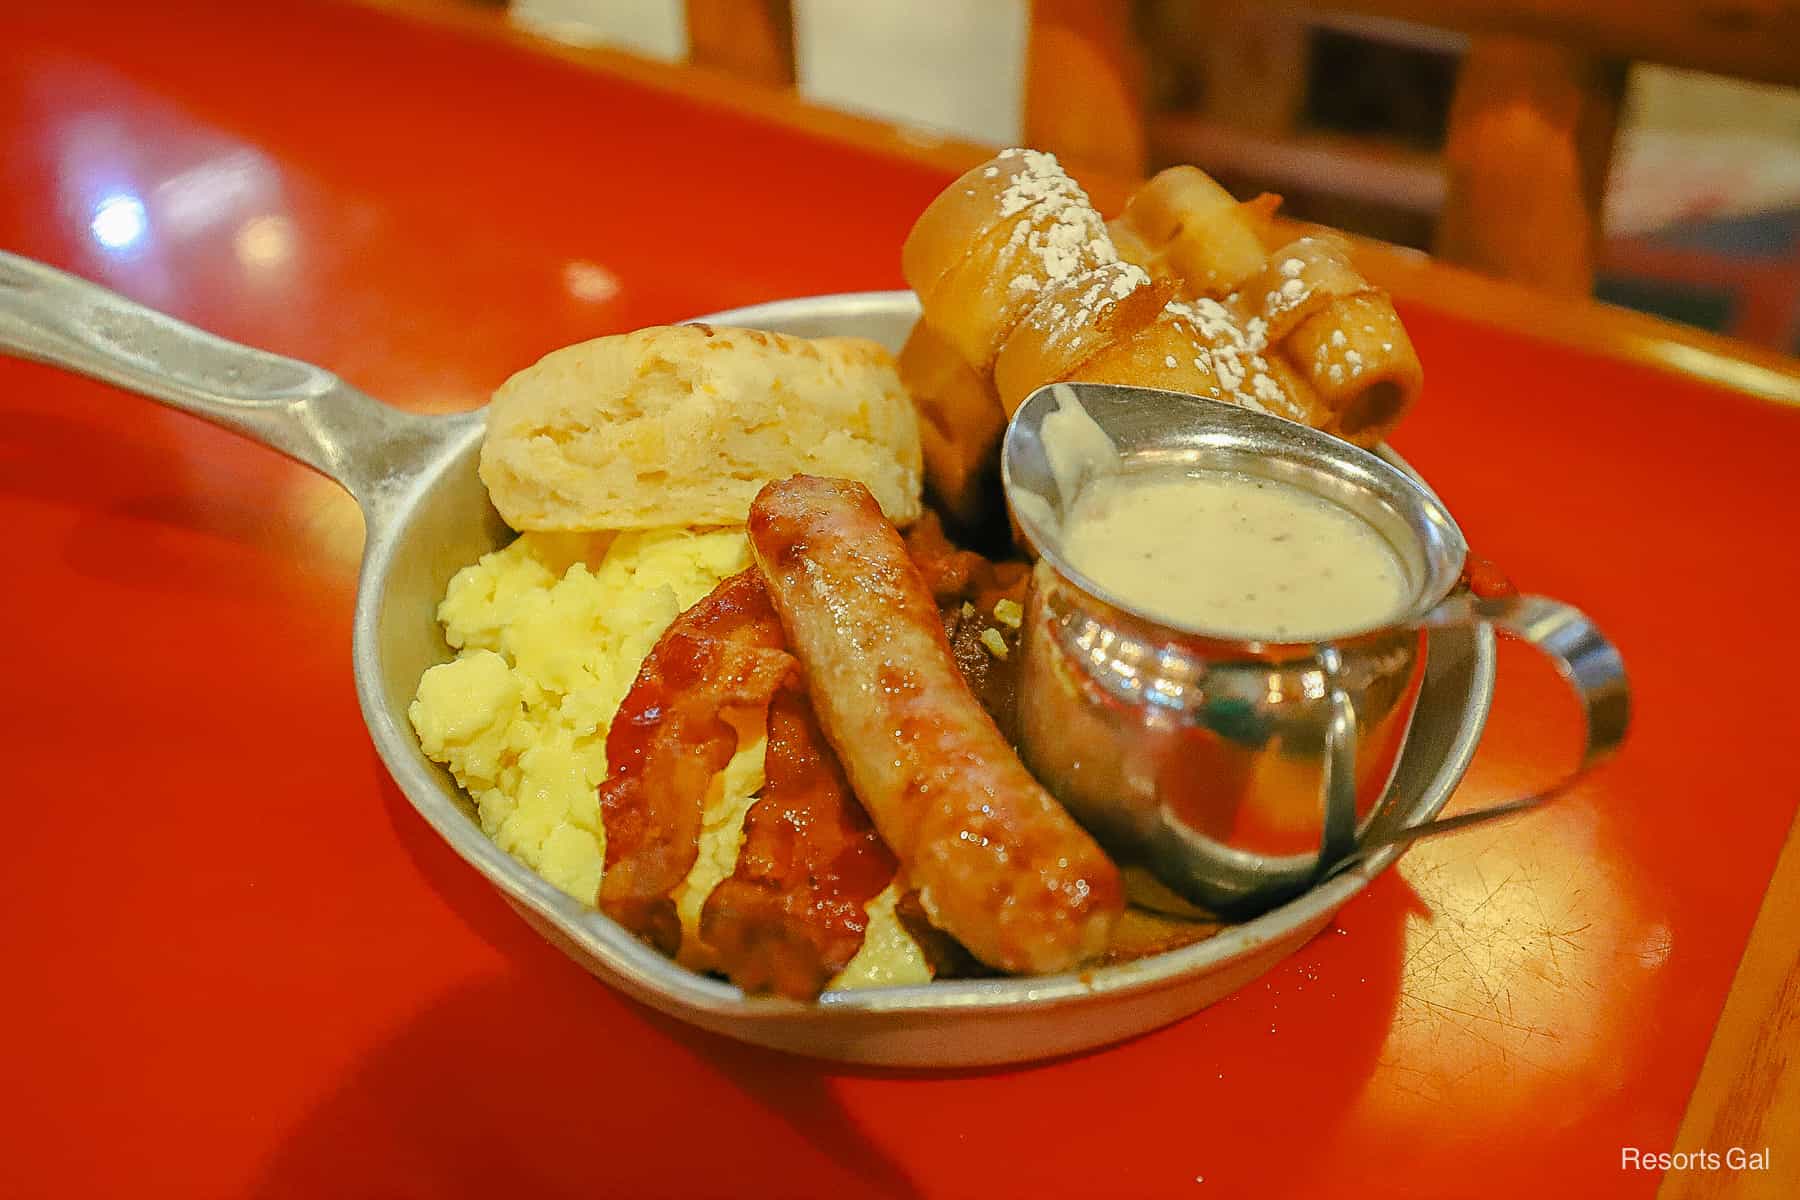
500,0 -> 1799,354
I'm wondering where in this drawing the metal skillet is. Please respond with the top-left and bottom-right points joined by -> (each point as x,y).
0,255 -> 1495,1067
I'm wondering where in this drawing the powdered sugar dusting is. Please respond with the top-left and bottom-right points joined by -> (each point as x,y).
1313,325 -> 1388,389
1249,372 -> 1284,410
1020,261 -> 1151,348
992,148 -> 1118,298
994,149 -> 1077,219
1166,296 -> 1289,412
1257,236 -> 1349,327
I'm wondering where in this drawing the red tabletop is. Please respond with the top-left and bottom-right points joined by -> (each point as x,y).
4,3 -> 1799,1197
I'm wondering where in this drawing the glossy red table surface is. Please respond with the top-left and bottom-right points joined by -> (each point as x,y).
4,4 -> 1798,1197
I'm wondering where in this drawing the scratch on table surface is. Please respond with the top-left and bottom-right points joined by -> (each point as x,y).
1366,815 -> 1637,1109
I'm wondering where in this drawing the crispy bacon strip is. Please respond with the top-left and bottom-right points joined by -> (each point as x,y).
747,475 -> 1123,975
700,688 -> 899,999
597,570 -> 793,955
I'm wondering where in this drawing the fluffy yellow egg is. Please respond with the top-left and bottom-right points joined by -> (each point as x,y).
408,527 -> 929,990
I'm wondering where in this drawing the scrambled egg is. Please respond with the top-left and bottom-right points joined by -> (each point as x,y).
408,528 -> 929,989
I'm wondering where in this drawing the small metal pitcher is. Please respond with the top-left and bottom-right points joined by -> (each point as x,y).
1003,382 -> 1630,916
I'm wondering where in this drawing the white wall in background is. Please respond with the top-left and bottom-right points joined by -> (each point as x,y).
793,0 -> 1027,145
1606,65 -> 1800,235
510,0 -> 687,61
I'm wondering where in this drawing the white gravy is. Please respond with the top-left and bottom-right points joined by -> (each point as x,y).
1060,466 -> 1411,640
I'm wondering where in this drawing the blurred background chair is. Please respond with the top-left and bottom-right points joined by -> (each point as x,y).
1131,2 -> 1799,344
497,0 -> 1798,352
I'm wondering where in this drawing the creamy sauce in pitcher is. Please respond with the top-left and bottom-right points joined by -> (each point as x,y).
1060,466 -> 1411,640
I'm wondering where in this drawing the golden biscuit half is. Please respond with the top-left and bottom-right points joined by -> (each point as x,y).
480,324 -> 924,531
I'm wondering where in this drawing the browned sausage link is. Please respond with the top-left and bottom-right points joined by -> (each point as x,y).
747,475 -> 1122,975
597,570 -> 794,956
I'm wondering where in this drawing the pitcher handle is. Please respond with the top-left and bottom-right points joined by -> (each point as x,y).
0,250 -> 448,508
1325,593 -> 1630,875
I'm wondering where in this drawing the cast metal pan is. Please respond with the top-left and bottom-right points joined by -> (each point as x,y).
0,260 -> 1492,1066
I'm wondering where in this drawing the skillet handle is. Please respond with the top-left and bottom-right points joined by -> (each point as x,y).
1335,594 -> 1630,870
0,249 -> 445,507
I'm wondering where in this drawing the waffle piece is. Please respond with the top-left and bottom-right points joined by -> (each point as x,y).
897,321 -> 1008,528
1058,300 -> 1221,404
902,148 -> 1116,369
992,260 -> 1172,414
1116,166 -> 1281,299
1105,217 -> 1181,287
1239,236 -> 1422,447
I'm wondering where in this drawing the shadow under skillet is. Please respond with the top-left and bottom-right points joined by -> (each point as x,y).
363,752 -> 925,1199
364,736 -> 1429,1193
244,973 -> 925,1200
